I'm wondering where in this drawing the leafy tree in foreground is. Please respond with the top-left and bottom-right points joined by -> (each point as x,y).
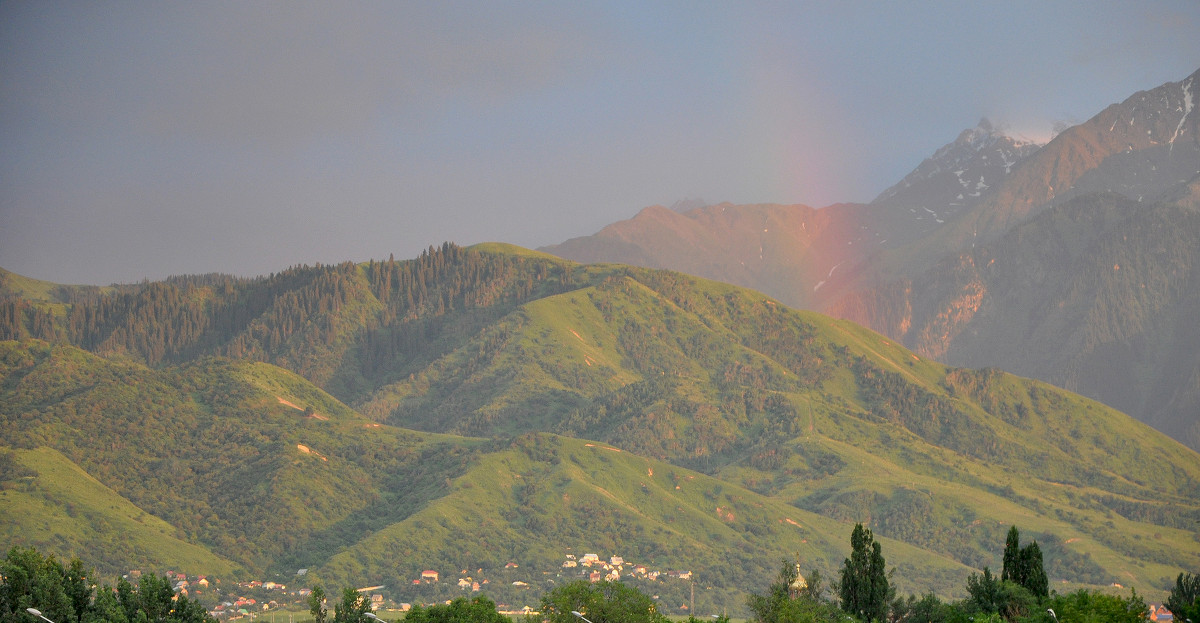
309,585 -> 328,623
997,526 -> 1048,600
889,592 -> 967,623
838,523 -> 890,623
404,596 -> 510,623
1043,588 -> 1148,623
0,546 -> 215,623
333,586 -> 372,623
539,580 -> 668,623
1018,541 -> 1048,600
1001,526 -> 1021,584
746,559 -> 842,623
963,567 -> 1036,621
1166,572 -> 1200,623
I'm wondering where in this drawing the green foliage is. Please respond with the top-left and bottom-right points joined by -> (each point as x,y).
889,592 -> 970,623
309,585 -> 328,623
839,524 -> 890,623
1043,588 -> 1148,623
998,527 -> 1048,600
1166,572 -> 1200,623
1002,527 -> 1021,584
404,596 -> 511,623
0,546 -> 215,623
746,560 -> 843,623
332,586 -> 372,623
539,580 -> 667,623
964,567 -> 1037,621
1018,542 -> 1048,600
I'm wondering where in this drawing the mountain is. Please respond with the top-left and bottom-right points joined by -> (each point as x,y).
826,67 -> 1200,450
539,67 -> 1200,451
830,189 -> 1200,450
880,67 -> 1200,273
540,202 -> 868,310
539,119 -> 1047,309
3,245 -> 1200,610
862,118 -> 1044,250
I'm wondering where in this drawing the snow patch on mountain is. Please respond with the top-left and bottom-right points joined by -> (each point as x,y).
1170,77 -> 1194,152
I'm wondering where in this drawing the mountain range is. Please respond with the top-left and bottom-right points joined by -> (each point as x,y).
2,67 -> 1200,614
542,67 -> 1200,452
2,243 -> 1199,613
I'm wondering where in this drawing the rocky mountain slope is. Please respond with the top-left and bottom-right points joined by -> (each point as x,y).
540,67 -> 1200,451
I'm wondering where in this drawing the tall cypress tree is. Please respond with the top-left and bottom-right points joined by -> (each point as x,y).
839,523 -> 890,622
1001,525 -> 1021,583
1019,541 -> 1048,599
999,526 -> 1048,599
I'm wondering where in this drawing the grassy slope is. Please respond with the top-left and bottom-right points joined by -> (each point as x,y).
0,447 -> 241,579
314,433 -> 972,602
345,266 -> 1200,600
1,245 -> 1199,607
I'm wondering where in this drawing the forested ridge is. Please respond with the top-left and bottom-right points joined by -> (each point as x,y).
2,243 -> 1199,613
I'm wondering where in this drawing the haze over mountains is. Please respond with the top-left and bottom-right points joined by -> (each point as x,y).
544,67 -> 1200,451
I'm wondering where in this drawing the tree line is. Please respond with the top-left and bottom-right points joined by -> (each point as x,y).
0,547 -> 212,622
8,523 -> 1198,623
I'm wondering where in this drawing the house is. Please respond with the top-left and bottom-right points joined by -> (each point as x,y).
633,565 -> 647,575
580,553 -> 600,565
458,578 -> 472,589
609,556 -> 624,566
1149,605 -> 1174,622
562,560 -> 578,568
421,570 -> 439,582
505,562 -> 519,569
588,571 -> 602,583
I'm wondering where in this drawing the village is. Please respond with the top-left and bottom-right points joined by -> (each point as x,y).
145,551 -> 697,620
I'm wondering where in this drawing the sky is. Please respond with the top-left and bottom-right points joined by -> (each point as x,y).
2,2 -> 1199,285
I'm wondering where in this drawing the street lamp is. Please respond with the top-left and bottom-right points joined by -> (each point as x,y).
571,610 -> 595,623
1047,608 -> 1058,622
26,608 -> 55,623
364,613 -> 384,622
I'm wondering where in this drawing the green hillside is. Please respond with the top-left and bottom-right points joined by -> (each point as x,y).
2,244 -> 1199,611
0,446 -> 240,579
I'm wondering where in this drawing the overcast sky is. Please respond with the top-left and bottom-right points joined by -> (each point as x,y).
3,2 -> 1199,285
